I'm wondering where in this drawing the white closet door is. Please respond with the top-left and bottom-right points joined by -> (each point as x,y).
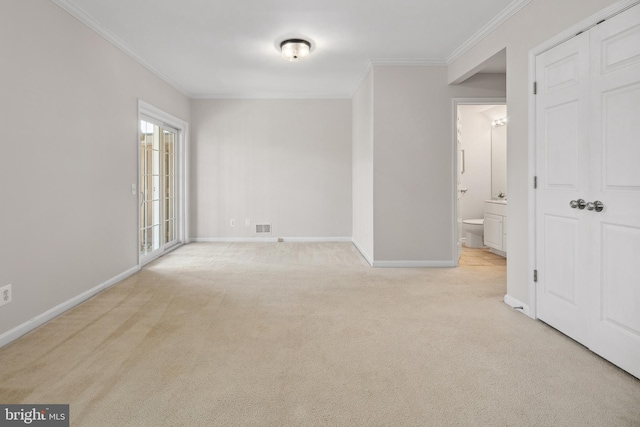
588,4 -> 640,379
535,32 -> 591,346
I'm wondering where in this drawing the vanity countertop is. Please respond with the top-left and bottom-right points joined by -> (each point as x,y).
485,199 -> 507,205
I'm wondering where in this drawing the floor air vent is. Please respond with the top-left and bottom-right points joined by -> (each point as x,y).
256,224 -> 271,234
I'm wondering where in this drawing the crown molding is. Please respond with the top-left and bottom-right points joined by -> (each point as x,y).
50,0 -> 193,98
370,59 -> 447,67
190,92 -> 351,100
447,0 -> 532,65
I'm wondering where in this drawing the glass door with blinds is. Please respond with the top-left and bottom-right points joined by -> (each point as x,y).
139,117 -> 179,262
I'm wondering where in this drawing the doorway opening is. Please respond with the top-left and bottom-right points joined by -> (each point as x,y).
139,118 -> 178,259
453,99 -> 507,268
138,101 -> 188,266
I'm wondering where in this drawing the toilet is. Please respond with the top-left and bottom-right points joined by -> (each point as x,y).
462,219 -> 484,248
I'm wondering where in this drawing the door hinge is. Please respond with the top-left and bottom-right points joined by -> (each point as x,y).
534,176 -> 537,189
533,81 -> 537,95
533,270 -> 538,282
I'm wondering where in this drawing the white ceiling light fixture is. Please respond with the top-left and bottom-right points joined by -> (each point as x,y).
280,39 -> 311,62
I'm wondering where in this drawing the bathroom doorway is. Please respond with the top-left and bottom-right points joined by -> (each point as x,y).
453,99 -> 507,266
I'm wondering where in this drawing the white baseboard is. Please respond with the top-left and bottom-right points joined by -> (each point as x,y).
351,240 -> 373,266
504,294 -> 533,318
192,237 -> 277,243
279,237 -> 352,242
489,248 -> 507,257
0,265 -> 139,349
372,260 -> 456,268
191,237 -> 352,243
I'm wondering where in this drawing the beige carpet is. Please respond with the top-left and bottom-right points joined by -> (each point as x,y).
1,242 -> 639,426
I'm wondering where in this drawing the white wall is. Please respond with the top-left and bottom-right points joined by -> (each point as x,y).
490,123 -> 507,198
190,99 -> 352,240
448,0 -> 620,307
352,70 -> 375,262
0,0 -> 190,339
371,68 -> 506,263
458,106 -> 493,221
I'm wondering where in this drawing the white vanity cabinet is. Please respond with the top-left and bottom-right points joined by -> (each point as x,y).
484,201 -> 507,256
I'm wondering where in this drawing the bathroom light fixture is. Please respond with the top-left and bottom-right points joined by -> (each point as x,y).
492,117 -> 507,127
280,39 -> 311,62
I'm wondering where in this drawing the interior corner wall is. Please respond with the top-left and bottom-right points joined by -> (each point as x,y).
0,0 -> 190,338
447,0 -> 619,306
372,68 -> 506,263
352,70 -> 374,262
190,99 -> 352,240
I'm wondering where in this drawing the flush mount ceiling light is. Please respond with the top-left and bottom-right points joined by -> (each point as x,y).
280,39 -> 311,62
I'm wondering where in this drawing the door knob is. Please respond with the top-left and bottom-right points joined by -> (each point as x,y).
570,199 -> 586,209
586,200 -> 604,212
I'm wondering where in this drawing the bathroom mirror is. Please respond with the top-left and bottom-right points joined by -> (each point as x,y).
491,124 -> 507,198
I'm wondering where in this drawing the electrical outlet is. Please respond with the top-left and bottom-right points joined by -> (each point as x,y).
0,284 -> 12,307
131,183 -> 136,195
245,219 -> 251,227
230,219 -> 236,227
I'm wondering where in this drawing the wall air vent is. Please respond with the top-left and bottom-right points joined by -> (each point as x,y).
256,224 -> 271,234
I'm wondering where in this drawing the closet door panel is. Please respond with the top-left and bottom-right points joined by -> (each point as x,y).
535,32 -> 591,346
588,3 -> 640,379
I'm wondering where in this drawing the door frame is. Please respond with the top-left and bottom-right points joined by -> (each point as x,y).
451,97 -> 506,267
138,100 -> 189,267
528,0 -> 640,320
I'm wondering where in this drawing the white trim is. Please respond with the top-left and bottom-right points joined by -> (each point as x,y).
192,237 -> 351,243
526,0 -> 640,321
370,59 -> 447,67
447,0 -> 532,65
351,240 -> 374,266
138,101 -> 188,128
504,294 -> 531,317
489,248 -> 507,258
197,238 -> 275,243
50,0 -> 192,98
372,260 -> 456,268
279,237 -> 352,242
0,266 -> 139,349
528,50 -> 538,321
190,93 -> 351,100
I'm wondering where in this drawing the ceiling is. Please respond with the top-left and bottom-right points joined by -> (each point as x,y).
53,0 -> 517,98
